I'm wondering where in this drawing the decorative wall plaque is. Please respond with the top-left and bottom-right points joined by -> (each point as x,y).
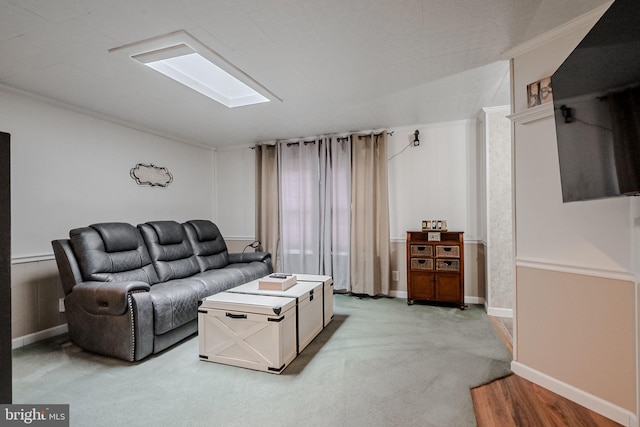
130,163 -> 173,187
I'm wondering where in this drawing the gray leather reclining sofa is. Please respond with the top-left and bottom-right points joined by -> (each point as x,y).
51,219 -> 272,362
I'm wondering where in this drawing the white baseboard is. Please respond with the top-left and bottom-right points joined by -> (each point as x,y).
389,290 -> 407,299
487,307 -> 513,318
12,324 -> 68,349
511,361 -> 638,427
465,296 -> 484,305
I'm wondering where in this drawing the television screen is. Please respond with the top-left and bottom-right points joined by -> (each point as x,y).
552,0 -> 640,202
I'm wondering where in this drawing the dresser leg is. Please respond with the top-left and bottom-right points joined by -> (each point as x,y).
407,299 -> 414,305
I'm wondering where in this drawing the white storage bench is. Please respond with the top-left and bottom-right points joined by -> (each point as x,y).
198,274 -> 334,374
198,292 -> 297,374
295,274 -> 334,327
227,279 -> 323,353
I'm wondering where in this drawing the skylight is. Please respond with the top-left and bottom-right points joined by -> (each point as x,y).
110,31 -> 278,108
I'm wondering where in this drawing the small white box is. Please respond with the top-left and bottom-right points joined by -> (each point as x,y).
198,292 -> 297,374
258,274 -> 297,291
228,279 -> 323,353
295,274 -> 334,327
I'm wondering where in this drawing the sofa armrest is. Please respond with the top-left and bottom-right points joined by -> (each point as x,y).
52,239 -> 84,295
69,281 -> 150,316
228,252 -> 271,264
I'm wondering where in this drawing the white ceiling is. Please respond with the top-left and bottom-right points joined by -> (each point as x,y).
0,0 -> 610,148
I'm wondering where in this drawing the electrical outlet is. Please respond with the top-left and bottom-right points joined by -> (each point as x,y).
58,298 -> 65,313
392,271 -> 399,281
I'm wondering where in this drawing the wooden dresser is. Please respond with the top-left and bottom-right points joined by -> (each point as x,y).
406,230 -> 465,309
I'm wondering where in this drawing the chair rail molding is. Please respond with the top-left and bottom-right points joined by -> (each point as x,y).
516,256 -> 634,282
12,254 -> 55,264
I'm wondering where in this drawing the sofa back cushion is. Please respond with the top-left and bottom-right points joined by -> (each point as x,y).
183,220 -> 230,271
70,222 -> 159,284
138,220 -> 200,282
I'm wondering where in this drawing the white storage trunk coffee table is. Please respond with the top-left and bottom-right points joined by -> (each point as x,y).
198,292 -> 297,374
227,278 -> 324,353
295,274 -> 334,327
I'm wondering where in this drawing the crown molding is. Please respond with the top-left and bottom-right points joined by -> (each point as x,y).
502,1 -> 614,60
0,83 -> 214,150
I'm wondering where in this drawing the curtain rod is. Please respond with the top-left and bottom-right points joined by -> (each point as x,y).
286,140 -> 316,147
252,130 -> 394,148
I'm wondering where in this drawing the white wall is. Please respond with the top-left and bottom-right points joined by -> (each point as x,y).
214,120 -> 480,242
0,88 -> 215,258
387,121 -> 478,240
509,3 -> 631,274
512,43 -> 632,273
509,3 -> 638,422
214,146 -> 256,239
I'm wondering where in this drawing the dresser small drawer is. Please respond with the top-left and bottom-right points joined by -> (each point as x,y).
410,245 -> 433,257
435,245 -> 460,258
410,258 -> 434,271
436,259 -> 460,272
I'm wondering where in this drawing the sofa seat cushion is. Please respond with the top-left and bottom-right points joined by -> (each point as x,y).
224,262 -> 271,284
192,263 -> 270,295
192,269 -> 247,296
149,279 -> 203,335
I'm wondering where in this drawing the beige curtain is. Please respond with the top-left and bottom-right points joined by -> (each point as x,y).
350,132 -> 391,296
255,144 -> 281,272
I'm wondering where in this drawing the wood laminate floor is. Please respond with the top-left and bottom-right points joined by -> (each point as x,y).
471,374 -> 622,427
473,317 -> 622,426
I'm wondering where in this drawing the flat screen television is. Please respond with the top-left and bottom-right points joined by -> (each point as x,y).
552,0 -> 640,202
